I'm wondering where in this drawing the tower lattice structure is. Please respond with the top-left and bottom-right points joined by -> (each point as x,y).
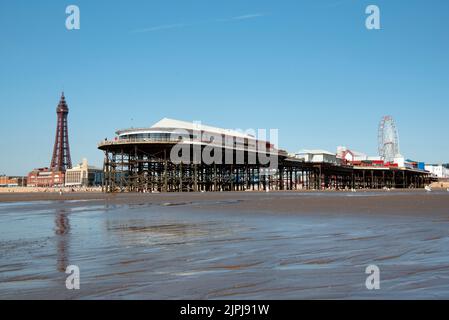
50,92 -> 72,172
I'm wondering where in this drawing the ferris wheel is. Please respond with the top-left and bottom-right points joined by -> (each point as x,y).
378,116 -> 401,163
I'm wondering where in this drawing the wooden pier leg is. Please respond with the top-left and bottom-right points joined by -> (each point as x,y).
179,163 -> 183,192
194,164 -> 198,192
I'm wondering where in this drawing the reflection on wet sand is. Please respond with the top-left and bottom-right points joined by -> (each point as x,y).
1,192 -> 449,299
106,220 -> 225,247
55,209 -> 70,273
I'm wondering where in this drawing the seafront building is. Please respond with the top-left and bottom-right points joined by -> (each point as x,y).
425,164 -> 449,179
65,159 -> 103,187
27,168 -> 65,187
0,175 -> 27,187
98,118 -> 433,193
295,150 -> 341,165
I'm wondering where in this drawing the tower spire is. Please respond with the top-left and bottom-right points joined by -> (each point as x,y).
50,92 -> 72,171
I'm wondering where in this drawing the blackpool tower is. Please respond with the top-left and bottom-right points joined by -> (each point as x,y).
50,92 -> 72,171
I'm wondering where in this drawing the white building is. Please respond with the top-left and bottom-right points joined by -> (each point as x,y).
425,164 -> 449,178
65,159 -> 103,187
336,146 -> 370,162
112,117 -> 283,156
295,149 -> 339,164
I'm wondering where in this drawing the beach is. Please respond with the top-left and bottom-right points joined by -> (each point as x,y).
1,190 -> 449,299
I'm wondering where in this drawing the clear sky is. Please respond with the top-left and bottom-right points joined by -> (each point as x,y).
1,0 -> 448,176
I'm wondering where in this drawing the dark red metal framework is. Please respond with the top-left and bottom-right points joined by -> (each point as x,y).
50,92 -> 72,172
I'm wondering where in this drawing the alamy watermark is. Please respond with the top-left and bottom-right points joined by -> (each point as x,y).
66,5 -> 80,30
65,265 -> 80,290
365,264 -> 380,290
65,5 -> 380,31
366,5 -> 381,30
162,122 -> 279,172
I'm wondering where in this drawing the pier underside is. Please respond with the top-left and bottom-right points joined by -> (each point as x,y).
99,143 -> 433,193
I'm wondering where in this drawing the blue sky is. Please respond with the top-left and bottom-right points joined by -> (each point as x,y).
1,0 -> 448,175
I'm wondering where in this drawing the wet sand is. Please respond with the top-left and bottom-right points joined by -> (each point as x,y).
1,191 -> 449,299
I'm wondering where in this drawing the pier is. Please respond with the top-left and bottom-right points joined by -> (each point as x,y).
98,129 -> 433,193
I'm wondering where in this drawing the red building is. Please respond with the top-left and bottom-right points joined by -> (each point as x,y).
27,168 -> 65,188
0,176 -> 27,187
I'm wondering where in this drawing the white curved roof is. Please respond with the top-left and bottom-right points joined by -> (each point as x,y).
114,118 -> 259,140
151,118 -> 256,140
